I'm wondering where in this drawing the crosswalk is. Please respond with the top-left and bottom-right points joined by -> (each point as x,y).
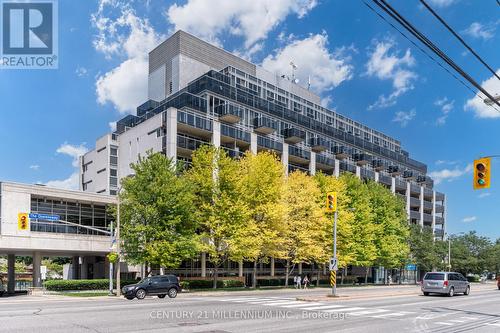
213,296 -> 414,319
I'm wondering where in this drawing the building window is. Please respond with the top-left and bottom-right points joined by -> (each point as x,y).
110,169 -> 117,177
110,147 -> 118,156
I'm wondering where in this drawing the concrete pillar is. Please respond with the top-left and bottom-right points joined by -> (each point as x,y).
32,252 -> 42,288
323,263 -> 327,275
309,151 -> 316,175
282,143 -> 289,175
238,261 -> 243,277
7,254 -> 15,294
80,257 -> 88,279
270,257 -> 275,277
406,181 -> 411,219
71,256 -> 79,279
420,186 -> 424,227
201,252 -> 207,278
355,165 -> 361,178
391,177 -> 396,194
374,171 -> 379,182
298,263 -> 302,275
166,107 -> 177,161
334,158 -> 340,178
250,132 -> 257,154
432,190 -> 436,234
212,121 -> 221,148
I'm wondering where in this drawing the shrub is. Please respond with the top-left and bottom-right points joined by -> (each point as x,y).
466,275 -> 480,283
180,279 -> 244,289
43,279 -> 136,291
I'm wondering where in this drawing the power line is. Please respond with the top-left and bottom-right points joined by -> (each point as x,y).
419,0 -> 500,81
371,0 -> 500,109
362,0 -> 500,114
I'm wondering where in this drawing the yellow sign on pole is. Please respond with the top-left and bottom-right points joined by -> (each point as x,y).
18,213 -> 29,230
473,157 -> 491,190
326,192 -> 337,212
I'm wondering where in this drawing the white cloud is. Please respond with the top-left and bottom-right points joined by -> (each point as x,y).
166,0 -> 317,49
75,66 -> 88,77
261,33 -> 354,95
29,165 -> 40,171
109,121 -> 117,132
44,143 -> 89,190
435,160 -> 458,166
56,143 -> 88,167
429,164 -> 472,185
478,192 -> 491,199
426,0 -> 457,7
366,39 -> 417,110
92,2 -> 164,113
462,216 -> 477,223
45,173 -> 80,191
392,109 -> 416,127
462,22 -> 497,40
464,70 -> 500,118
434,97 -> 454,125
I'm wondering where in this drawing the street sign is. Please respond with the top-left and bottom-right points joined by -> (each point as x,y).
40,266 -> 47,280
29,213 -> 60,221
406,264 -> 417,271
329,257 -> 338,271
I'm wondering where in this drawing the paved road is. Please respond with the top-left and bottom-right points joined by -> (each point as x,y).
0,284 -> 498,333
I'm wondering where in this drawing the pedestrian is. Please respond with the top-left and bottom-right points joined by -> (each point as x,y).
296,275 -> 302,289
293,275 -> 298,289
388,274 -> 392,285
303,275 -> 310,289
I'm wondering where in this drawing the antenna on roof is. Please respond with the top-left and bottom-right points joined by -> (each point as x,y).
290,61 -> 298,82
307,75 -> 311,90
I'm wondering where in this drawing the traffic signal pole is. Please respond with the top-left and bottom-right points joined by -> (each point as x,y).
332,210 -> 338,297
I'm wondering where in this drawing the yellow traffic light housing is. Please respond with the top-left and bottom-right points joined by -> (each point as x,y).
18,213 -> 29,230
326,192 -> 337,212
473,157 -> 491,190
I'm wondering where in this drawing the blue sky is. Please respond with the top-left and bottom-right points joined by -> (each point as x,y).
0,0 -> 499,238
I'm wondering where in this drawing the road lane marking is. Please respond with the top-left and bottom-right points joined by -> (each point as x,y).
323,307 -> 365,313
301,305 -> 344,311
281,302 -> 324,308
486,322 -> 500,327
372,311 -> 413,318
435,322 -> 454,326
448,319 -> 466,323
460,316 -> 479,320
349,309 -> 389,316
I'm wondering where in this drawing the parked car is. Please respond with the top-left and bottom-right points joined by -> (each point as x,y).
122,275 -> 181,300
421,272 -> 470,297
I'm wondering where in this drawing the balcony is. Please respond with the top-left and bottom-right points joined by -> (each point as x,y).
409,210 -> 420,220
424,201 -> 433,210
257,135 -> 283,152
403,170 -> 416,180
435,216 -> 444,225
435,205 -> 444,214
316,154 -> 334,167
410,197 -> 420,208
424,187 -> 433,199
372,159 -> 385,171
436,192 -> 445,201
360,168 -> 375,180
416,175 -> 427,184
309,137 -> 329,152
333,146 -> 350,160
353,153 -> 371,166
434,229 -> 444,237
289,146 -> 310,162
282,128 -> 305,144
177,135 -> 209,153
388,165 -> 401,176
410,184 -> 421,194
216,103 -> 242,124
395,178 -> 406,191
424,213 -> 433,223
222,146 -> 244,159
379,174 -> 392,185
253,117 -> 276,135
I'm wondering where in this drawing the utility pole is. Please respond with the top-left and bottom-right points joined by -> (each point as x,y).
326,192 -> 338,296
448,236 -> 451,271
116,194 -> 121,296
109,219 -> 114,296
332,209 -> 338,296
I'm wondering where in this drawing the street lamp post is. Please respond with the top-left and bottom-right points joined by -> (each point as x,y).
332,209 -> 338,297
116,193 -> 121,296
108,219 -> 114,296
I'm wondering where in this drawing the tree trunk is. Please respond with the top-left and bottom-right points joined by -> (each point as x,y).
364,267 -> 369,284
341,267 -> 345,285
316,267 -> 320,287
252,260 -> 257,288
213,266 -> 218,289
399,267 -> 403,285
285,260 -> 290,287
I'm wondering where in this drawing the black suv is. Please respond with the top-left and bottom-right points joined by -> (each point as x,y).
122,275 -> 181,300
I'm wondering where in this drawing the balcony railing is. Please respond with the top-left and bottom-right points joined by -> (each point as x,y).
372,159 -> 386,171
435,216 -> 444,225
316,154 -> 334,167
379,174 -> 392,185
216,103 -> 243,123
423,213 -> 433,223
177,135 -> 209,152
221,124 -> 250,142
435,205 -> 444,214
353,153 -> 371,166
409,210 -> 420,220
177,111 -> 213,132
257,135 -> 283,152
333,146 -> 350,159
289,146 -> 310,161
289,163 -> 309,174
424,201 -> 433,210
309,137 -> 329,152
282,128 -> 305,144
360,168 -> 375,180
253,117 -> 276,135
434,229 -> 444,237
410,197 -> 420,207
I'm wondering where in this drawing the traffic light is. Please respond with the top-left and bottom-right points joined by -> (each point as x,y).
326,192 -> 337,212
473,158 -> 491,190
18,213 -> 29,230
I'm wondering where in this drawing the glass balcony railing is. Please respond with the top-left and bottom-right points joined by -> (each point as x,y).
257,135 -> 282,152
177,135 -> 209,151
316,154 -> 334,166
309,137 -> 329,152
221,124 -> 250,142
282,128 -> 305,144
216,103 -> 243,123
177,111 -> 213,132
253,117 -> 276,135
289,146 -> 310,161
409,210 -> 420,220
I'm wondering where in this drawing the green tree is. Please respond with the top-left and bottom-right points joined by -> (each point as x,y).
239,151 -> 286,287
366,181 -> 410,283
408,225 -> 446,275
341,173 -> 378,283
450,231 -> 493,275
120,152 -> 199,272
186,146 -> 249,288
281,171 -> 329,286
